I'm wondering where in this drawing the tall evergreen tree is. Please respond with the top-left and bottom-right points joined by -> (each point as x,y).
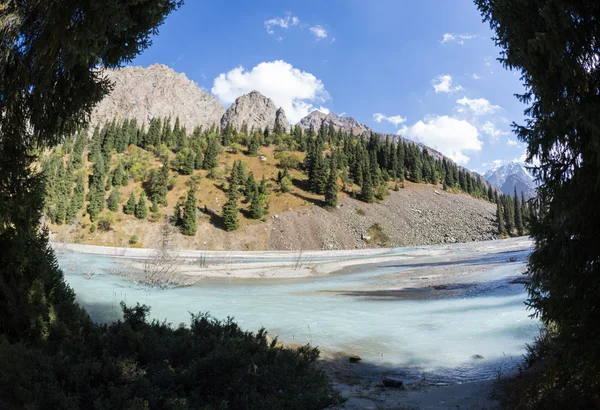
222,189 -> 240,232
181,185 -> 197,236
124,191 -> 136,215
248,189 -> 263,220
477,3 -> 600,404
66,173 -> 86,224
514,187 -> 524,236
496,200 -> 507,236
324,154 -> 338,208
107,188 -> 121,212
135,192 -> 148,219
204,138 -> 219,169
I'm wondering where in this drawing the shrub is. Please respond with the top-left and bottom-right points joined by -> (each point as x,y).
89,224 -> 96,233
128,235 -> 138,245
355,206 -> 366,216
0,305 -> 344,409
275,151 -> 302,170
97,212 -> 115,232
206,167 -> 225,181
368,223 -> 390,247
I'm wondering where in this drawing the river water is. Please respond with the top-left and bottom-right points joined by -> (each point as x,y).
56,238 -> 539,384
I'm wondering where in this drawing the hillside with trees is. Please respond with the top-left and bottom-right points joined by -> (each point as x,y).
42,108 -> 520,250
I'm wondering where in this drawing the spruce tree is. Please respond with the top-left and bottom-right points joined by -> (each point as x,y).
87,155 -> 106,222
249,189 -> 263,219
360,163 -> 375,203
151,198 -> 159,213
222,191 -> 240,232
135,192 -> 148,219
181,185 -> 197,236
174,202 -> 183,227
107,188 -> 120,212
66,173 -> 86,224
124,191 -> 136,215
112,163 -> 124,186
203,138 -> 219,169
324,155 -> 338,208
497,200 -> 507,236
514,187 -> 524,236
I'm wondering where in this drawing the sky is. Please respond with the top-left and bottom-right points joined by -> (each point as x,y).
130,0 -> 531,174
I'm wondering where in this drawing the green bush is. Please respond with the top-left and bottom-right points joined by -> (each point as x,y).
89,223 -> 96,233
128,235 -> 138,245
0,304 -> 343,410
97,212 -> 115,232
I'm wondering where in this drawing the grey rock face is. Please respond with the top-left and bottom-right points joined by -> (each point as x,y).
298,111 -> 371,135
275,108 -> 291,133
221,90 -> 288,132
90,64 -> 224,132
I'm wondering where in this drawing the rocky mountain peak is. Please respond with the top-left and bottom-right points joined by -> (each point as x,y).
298,111 -> 371,135
90,64 -> 224,131
484,161 -> 536,199
220,90 -> 289,132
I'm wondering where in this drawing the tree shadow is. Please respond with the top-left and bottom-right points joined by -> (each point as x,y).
291,191 -> 325,207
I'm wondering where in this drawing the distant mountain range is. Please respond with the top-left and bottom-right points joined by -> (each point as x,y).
484,162 -> 536,199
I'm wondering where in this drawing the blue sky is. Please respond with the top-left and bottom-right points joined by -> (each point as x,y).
130,0 -> 530,174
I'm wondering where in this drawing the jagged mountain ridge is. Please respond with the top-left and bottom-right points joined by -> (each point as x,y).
298,110 -> 371,136
90,64 -> 224,132
91,64 -> 490,185
484,162 -> 536,199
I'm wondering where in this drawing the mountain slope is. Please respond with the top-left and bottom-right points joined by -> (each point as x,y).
90,64 -> 224,131
484,162 -> 536,199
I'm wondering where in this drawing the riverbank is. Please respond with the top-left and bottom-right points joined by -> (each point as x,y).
52,236 -> 532,281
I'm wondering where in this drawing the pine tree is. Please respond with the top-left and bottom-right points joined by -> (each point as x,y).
112,163 -> 124,186
87,154 -> 106,222
194,148 -> 203,170
245,173 -> 257,202
135,192 -> 148,219
514,187 -> 524,236
497,200 -> 507,236
181,185 -> 197,236
203,138 -> 219,169
222,191 -> 240,231
360,161 -> 375,203
150,198 -> 159,213
124,191 -> 136,215
183,149 -> 195,175
107,188 -> 120,212
66,173 -> 85,223
174,202 -> 183,227
249,189 -> 263,219
324,154 -> 338,208
248,135 -> 259,155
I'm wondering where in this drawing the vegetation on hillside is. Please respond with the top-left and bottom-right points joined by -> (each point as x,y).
477,0 -> 600,407
42,111 -> 507,241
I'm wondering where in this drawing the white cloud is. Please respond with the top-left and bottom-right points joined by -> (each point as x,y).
483,159 -> 505,170
398,115 -> 482,165
373,113 -> 407,126
441,33 -> 475,45
456,96 -> 501,116
212,60 -> 329,124
264,12 -> 300,35
484,56 -> 492,67
481,121 -> 508,141
432,75 -> 463,93
309,25 -> 328,39
507,138 -> 520,147
316,106 -> 330,115
472,73 -> 481,80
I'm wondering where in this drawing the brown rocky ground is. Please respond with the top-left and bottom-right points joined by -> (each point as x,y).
51,182 -> 497,251
268,183 -> 497,250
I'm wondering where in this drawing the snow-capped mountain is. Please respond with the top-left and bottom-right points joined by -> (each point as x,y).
484,161 -> 536,199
